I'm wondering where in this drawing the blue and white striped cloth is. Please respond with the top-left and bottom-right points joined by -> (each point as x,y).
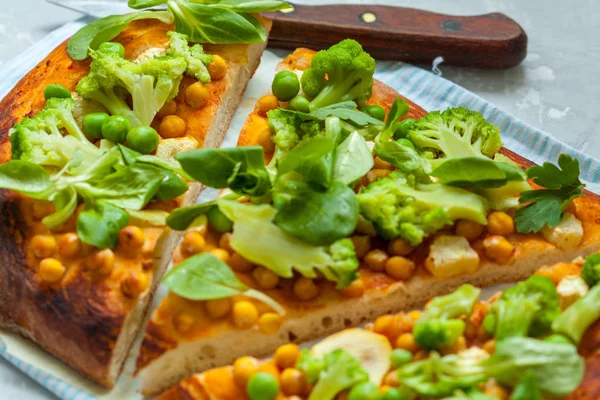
1,16 -> 599,400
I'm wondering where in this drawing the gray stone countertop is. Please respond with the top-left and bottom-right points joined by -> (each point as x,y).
0,0 -> 599,398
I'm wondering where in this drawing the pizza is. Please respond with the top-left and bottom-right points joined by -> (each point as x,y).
156,256 -> 600,400
135,44 -> 600,395
0,7 -> 278,387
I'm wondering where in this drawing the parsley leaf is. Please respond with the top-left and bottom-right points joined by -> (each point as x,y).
515,154 -> 585,233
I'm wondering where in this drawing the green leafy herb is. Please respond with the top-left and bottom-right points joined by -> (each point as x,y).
431,157 -> 526,188
77,201 -> 129,248
333,131 -> 374,185
163,253 -> 284,314
273,181 -> 358,246
42,188 -> 78,229
510,370 -> 542,400
127,209 -> 169,226
277,136 -> 336,188
280,101 -> 384,127
128,0 -> 167,8
515,154 -> 585,233
166,201 -> 217,230
0,160 -> 53,195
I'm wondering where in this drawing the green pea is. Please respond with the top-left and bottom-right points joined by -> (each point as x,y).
272,70 -> 300,102
362,105 -> 386,121
43,84 -> 71,100
247,372 -> 279,400
98,42 -> 125,58
396,138 -> 415,150
545,333 -> 573,345
393,118 -> 416,140
127,126 -> 160,154
155,170 -> 189,201
289,95 -> 310,113
349,382 -> 382,400
101,115 -> 131,144
82,113 -> 110,139
390,349 -> 413,368
207,206 -> 233,233
382,387 -> 406,400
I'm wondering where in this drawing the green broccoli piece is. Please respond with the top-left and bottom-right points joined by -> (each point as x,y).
296,349 -> 369,400
413,284 -> 481,350
10,98 -> 101,168
357,171 -> 488,245
552,284 -> 600,345
581,252 -> 600,287
483,275 -> 560,340
166,31 -> 213,83
407,107 -> 503,166
76,49 -> 186,127
267,108 -> 321,152
300,39 -> 376,111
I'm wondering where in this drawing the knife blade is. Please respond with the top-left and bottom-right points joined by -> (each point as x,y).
47,0 -> 527,69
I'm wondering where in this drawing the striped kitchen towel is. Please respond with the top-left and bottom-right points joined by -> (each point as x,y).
1,15 -> 599,400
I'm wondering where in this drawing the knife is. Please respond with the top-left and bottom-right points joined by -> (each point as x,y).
48,0 -> 527,69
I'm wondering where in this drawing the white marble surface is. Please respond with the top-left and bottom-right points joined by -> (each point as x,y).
0,0 -> 599,398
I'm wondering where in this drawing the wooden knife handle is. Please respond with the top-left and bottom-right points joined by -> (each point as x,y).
265,4 -> 527,69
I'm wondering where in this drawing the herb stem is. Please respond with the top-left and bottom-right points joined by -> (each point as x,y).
244,288 -> 286,316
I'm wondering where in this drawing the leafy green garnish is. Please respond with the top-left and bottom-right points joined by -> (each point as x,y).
0,160 -> 52,195
515,154 -> 585,233
163,253 -> 284,314
77,201 -> 130,248
167,201 -> 217,230
280,101 -> 384,128
277,136 -> 336,188
332,131 -> 373,185
431,157 -> 526,188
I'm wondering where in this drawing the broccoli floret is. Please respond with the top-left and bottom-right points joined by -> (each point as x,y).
483,275 -> 560,340
407,107 -> 503,166
413,284 -> 481,350
10,98 -> 101,168
76,49 -> 186,127
296,349 -> 369,400
357,171 -> 488,245
552,284 -> 600,345
300,39 -> 376,111
166,31 -> 213,83
581,252 -> 600,287
267,108 -> 321,151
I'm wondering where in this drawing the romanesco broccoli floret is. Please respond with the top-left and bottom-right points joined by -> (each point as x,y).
166,31 -> 213,83
267,108 -> 321,151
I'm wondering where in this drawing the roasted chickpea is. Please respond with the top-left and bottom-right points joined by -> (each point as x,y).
455,220 -> 485,241
58,233 -> 81,258
39,258 -> 65,282
483,339 -> 496,354
395,333 -> 419,353
174,312 -> 195,334
256,95 -> 279,116
366,169 -> 391,183
407,310 -> 422,321
219,232 -> 234,253
385,256 -> 415,280
157,100 -> 177,119
31,235 -> 58,258
121,271 -> 148,298
350,235 -> 371,258
232,300 -> 259,329
119,226 -> 145,250
483,380 -> 509,400
280,368 -> 305,396
233,356 -> 260,388
181,231 -> 206,256
373,156 -> 394,170
229,252 -> 253,272
340,278 -> 365,298
205,298 -> 232,319
293,277 -> 319,300
373,315 -> 394,335
159,115 -> 186,138
487,211 -> 515,236
383,370 -> 400,387
258,312 -> 282,334
208,54 -> 227,80
388,238 -> 414,256
87,249 -> 115,275
253,266 -> 280,289
211,248 -> 230,263
274,343 -> 300,369
185,82 -> 210,109
364,249 -> 389,272
482,235 -> 514,264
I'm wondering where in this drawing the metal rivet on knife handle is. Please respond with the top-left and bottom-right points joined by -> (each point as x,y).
360,12 -> 378,24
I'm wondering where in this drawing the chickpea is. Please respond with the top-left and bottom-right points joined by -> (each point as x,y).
395,333 -> 419,353
259,360 -> 281,380
205,298 -> 231,319
208,54 -> 227,81
340,278 -> 365,298
31,235 -> 57,258
255,123 -> 275,155
58,233 -> 81,258
181,231 -> 206,256
159,115 -> 186,138
385,256 -> 415,280
364,249 -> 388,272
38,258 -> 65,282
483,380 -> 509,400
293,277 -> 319,301
373,156 -> 395,170
232,300 -> 258,329
388,238 -> 414,256
119,226 -> 145,250
482,339 -> 496,354
256,95 -> 279,116
219,232 -> 234,253
229,252 -> 253,273
233,356 -> 260,388
121,271 -> 148,298
350,235 -> 371,258
87,249 -> 115,275
487,211 -> 515,236
280,368 -> 305,396
441,336 -> 467,355
274,343 -> 300,369
407,310 -> 422,321
173,312 -> 195,334
185,82 -> 210,109
383,370 -> 400,387
482,235 -> 515,264
253,266 -> 280,289
455,220 -> 485,241
258,312 -> 282,334
157,101 -> 177,119
366,169 -> 391,183
211,248 -> 230,263
373,315 -> 394,335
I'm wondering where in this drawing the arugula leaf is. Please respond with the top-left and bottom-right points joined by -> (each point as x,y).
0,160 -> 53,195
278,136 -> 336,188
166,201 -> 216,230
273,181 -> 358,246
77,201 -> 129,248
431,157 -> 526,188
176,147 -> 271,196
515,154 -> 585,233
333,131 -> 374,185
163,253 -> 284,314
67,11 -> 174,60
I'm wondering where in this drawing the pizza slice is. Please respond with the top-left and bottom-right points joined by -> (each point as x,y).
0,9 -> 278,387
135,41 -> 600,395
157,254 -> 600,400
